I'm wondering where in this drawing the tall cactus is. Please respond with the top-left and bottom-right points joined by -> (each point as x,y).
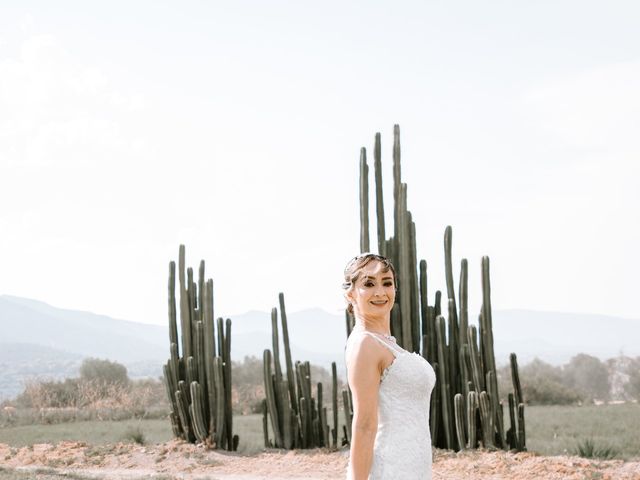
263,349 -> 282,447
349,125 -> 527,452
359,147 -> 370,253
162,245 -> 237,450
467,390 -> 478,449
373,132 -> 386,256
262,293 -> 335,450
454,393 -> 466,450
435,315 -> 453,449
331,362 -> 339,448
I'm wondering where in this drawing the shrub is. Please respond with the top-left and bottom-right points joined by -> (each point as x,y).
623,356 -> 640,401
519,358 -> 583,405
564,354 -> 610,403
16,378 -> 82,409
123,425 -> 146,445
79,358 -> 129,387
575,437 -> 618,459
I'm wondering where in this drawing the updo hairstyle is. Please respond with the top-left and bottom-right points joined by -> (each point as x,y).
342,253 -> 397,314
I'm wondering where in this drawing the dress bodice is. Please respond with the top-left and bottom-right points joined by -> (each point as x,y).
345,331 -> 436,480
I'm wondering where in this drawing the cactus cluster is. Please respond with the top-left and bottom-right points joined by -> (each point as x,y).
162,245 -> 238,450
351,125 -> 526,451
262,293 -> 342,449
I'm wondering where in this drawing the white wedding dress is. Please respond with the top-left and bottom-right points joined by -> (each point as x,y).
345,331 -> 436,480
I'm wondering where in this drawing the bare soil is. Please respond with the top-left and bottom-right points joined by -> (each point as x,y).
1,440 -> 639,479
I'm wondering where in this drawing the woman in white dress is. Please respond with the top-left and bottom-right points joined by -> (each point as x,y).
343,253 -> 436,480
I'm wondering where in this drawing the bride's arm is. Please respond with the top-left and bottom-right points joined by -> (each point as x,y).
346,335 -> 382,480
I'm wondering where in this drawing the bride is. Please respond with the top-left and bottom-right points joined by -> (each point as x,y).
343,253 -> 435,480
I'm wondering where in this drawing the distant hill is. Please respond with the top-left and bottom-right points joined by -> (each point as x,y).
1,294 -> 639,401
0,296 -> 344,400
0,295 -> 167,362
491,309 -> 640,364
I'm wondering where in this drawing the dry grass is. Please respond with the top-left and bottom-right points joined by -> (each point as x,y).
1,379 -> 168,427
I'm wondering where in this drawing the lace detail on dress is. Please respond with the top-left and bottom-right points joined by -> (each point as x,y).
345,331 -> 436,480
379,360 -> 395,384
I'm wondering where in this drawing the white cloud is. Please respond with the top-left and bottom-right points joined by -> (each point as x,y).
0,33 -> 144,168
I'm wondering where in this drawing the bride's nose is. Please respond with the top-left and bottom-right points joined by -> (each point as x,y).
373,286 -> 386,297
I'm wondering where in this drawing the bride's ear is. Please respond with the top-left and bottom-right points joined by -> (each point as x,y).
344,290 -> 354,305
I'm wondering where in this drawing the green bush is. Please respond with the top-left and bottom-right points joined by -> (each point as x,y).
564,354 -> 610,402
79,358 -> 129,387
518,358 -> 583,405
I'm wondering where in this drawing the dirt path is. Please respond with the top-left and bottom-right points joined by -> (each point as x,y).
1,440 -> 639,479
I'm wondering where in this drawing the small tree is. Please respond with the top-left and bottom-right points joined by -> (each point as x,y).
624,356 -> 640,401
79,358 -> 129,387
564,354 -> 610,403
520,358 -> 582,405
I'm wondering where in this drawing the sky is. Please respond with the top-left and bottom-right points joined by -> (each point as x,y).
1,1 -> 639,326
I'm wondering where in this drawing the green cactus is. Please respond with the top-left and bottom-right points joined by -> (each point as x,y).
481,256 -> 504,447
360,147 -> 370,253
263,349 -> 282,447
270,307 -> 285,443
419,260 -> 429,354
203,280 -> 216,435
163,245 -> 237,450
162,363 -> 181,438
175,389 -> 193,442
467,325 -> 485,393
467,390 -> 478,449
447,298 -> 461,399
392,124 -> 401,246
373,132 -> 386,256
213,356 -> 226,448
194,322 -> 206,410
478,390 -> 494,448
444,226 -> 459,334
409,216 -> 420,353
458,344 -> 470,436
178,246 -> 192,360
332,362 -> 339,448
190,381 -> 208,444
262,398 -> 270,448
223,318 -> 233,449
507,393 -> 517,449
429,360 -> 440,445
346,125 -> 528,452
435,315 -> 452,449
510,353 -> 523,407
426,306 -> 437,366
343,389 -> 353,444
187,267 -> 195,327
168,262 -> 178,354
261,293 -> 333,450
517,403 -> 526,451
281,378 -> 292,449
279,293 -> 298,416
454,393 -> 466,450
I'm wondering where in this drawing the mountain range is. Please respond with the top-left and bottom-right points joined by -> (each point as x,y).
1,294 -> 639,401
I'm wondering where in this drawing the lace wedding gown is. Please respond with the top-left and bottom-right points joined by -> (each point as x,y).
345,331 -> 436,480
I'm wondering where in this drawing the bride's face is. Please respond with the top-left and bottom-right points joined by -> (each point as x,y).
347,260 -> 396,318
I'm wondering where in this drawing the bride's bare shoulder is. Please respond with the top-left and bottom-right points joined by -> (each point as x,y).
345,331 -> 381,361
